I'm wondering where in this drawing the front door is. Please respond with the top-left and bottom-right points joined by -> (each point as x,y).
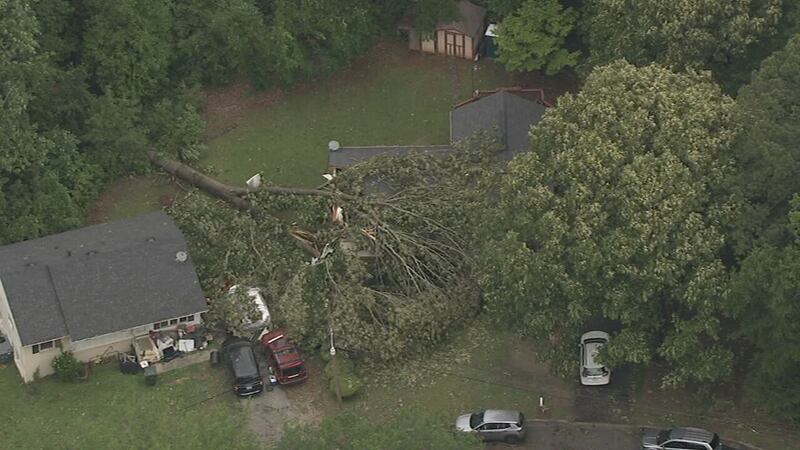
444,31 -> 465,58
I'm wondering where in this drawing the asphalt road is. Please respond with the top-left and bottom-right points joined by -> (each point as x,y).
488,421 -> 640,450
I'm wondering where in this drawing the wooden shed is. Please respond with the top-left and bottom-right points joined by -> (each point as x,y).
399,0 -> 487,60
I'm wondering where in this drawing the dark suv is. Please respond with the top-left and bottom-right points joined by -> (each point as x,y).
222,339 -> 264,397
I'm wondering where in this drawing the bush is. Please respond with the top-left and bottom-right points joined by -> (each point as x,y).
51,351 -> 83,382
324,353 -> 361,399
329,371 -> 362,399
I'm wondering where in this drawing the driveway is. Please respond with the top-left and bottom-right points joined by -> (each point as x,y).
488,421 -> 640,450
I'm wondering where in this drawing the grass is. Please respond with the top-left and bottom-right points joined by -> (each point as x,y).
0,361 -> 262,450
200,41 -> 523,187
340,319 -> 576,423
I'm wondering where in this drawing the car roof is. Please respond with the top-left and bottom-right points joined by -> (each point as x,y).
227,342 -> 259,378
670,427 -> 716,443
483,410 -> 521,423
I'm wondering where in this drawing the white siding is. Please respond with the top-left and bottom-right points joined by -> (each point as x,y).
0,280 -> 206,383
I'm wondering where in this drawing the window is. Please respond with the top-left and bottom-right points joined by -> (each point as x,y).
32,339 -> 57,354
179,315 -> 194,323
153,320 -> 170,330
169,319 -> 178,326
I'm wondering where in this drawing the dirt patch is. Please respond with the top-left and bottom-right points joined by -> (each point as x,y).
243,357 -> 330,446
86,174 -> 178,224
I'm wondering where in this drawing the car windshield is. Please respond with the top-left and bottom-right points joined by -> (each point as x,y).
282,365 -> 304,377
657,429 -> 671,444
469,412 -> 484,429
584,367 -> 608,376
0,336 -> 6,344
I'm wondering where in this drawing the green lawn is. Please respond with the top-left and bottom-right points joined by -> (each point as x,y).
200,42 -> 521,187
0,361 -> 262,450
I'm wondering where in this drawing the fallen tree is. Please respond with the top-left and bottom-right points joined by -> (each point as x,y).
154,135 -> 501,360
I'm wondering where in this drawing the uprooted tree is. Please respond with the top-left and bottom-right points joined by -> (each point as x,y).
159,135 -> 501,360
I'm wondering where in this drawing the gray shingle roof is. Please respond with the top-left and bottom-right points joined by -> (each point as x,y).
0,211 -> 207,346
450,90 -> 547,163
328,145 -> 453,169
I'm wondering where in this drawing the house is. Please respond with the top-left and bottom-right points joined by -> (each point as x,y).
0,211 -> 207,382
450,88 -> 549,163
399,0 -> 487,60
327,88 -> 549,170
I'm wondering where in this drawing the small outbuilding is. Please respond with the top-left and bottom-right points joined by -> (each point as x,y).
399,0 -> 487,60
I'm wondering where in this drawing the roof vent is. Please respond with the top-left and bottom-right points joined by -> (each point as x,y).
175,251 -> 188,263
86,250 -> 97,256
146,236 -> 156,242
328,140 -> 340,152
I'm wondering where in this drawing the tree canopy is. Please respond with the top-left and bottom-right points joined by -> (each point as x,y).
583,0 -> 782,71
729,33 -> 800,251
479,61 -> 739,386
495,0 -> 579,74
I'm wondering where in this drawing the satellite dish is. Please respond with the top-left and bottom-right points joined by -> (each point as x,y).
246,173 -> 262,189
175,251 -> 188,263
328,140 -> 340,152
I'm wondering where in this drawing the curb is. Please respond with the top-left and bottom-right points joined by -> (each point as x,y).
523,419 -> 764,450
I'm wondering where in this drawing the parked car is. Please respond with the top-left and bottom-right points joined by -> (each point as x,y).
222,339 -> 264,396
260,330 -> 308,385
641,427 -> 722,450
580,330 -> 611,385
227,285 -> 271,335
0,333 -> 13,363
455,409 -> 526,443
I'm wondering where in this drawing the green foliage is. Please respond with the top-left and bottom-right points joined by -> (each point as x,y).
412,0 -> 457,35
173,0 -> 271,85
728,199 -> 800,420
583,0 -> 783,72
143,92 -> 206,162
729,33 -> 800,251
486,0 -> 524,18
82,92 -> 149,179
495,0 -> 579,74
82,0 -> 174,99
0,0 -> 99,245
714,1 -> 800,92
480,61 -> 738,387
51,351 -> 83,382
325,353 -> 361,398
277,409 -> 482,450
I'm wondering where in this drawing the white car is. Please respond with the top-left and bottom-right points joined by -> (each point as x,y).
228,285 -> 271,336
580,331 -> 611,385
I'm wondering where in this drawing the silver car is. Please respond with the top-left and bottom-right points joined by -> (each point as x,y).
455,409 -> 526,443
641,426 -> 722,450
580,330 -> 611,385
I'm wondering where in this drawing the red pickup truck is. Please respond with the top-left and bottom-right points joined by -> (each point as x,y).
260,330 -> 308,385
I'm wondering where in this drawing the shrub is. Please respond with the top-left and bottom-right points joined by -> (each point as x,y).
325,353 -> 361,399
329,371 -> 362,399
51,351 -> 83,382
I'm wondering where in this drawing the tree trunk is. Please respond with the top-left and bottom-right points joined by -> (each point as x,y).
147,151 -> 251,211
